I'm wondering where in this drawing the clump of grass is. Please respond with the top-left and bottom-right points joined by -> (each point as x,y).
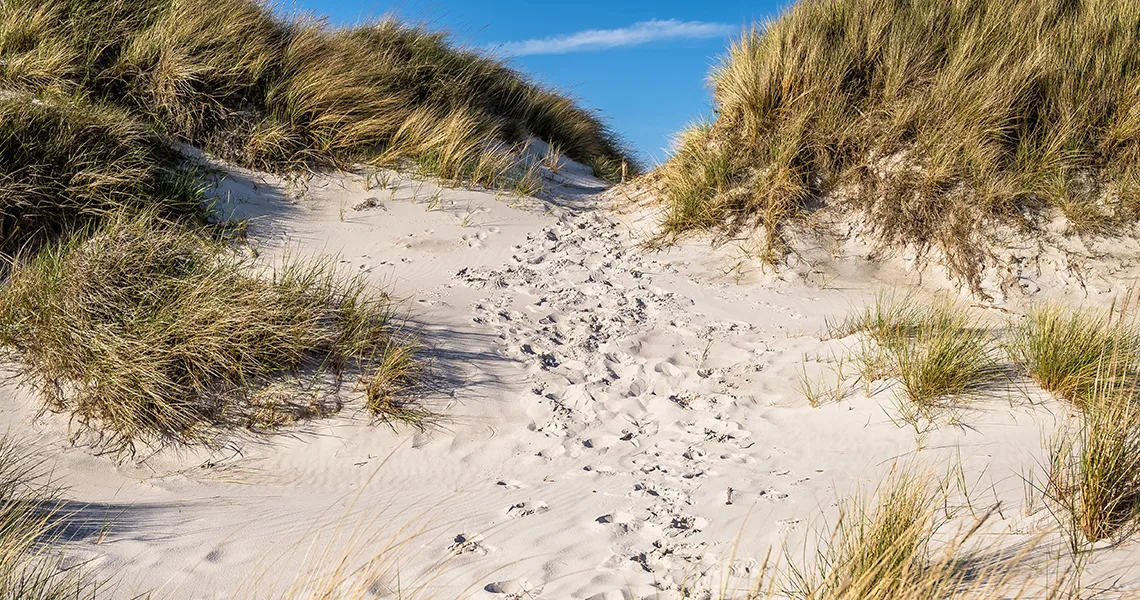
784,469 -> 1049,600
893,309 -> 1000,414
1007,306 -> 1140,407
655,0 -> 1140,290
0,93 -> 203,254
786,469 -> 937,598
361,341 -> 429,428
840,293 -> 1001,416
1045,375 -> 1140,551
0,212 -> 421,447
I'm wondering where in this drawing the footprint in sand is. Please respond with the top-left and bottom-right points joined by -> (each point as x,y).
506,501 -> 549,518
484,577 -> 541,598
496,479 -> 528,490
449,533 -> 490,556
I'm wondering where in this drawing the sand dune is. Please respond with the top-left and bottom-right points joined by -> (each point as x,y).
2,155 -> 1139,598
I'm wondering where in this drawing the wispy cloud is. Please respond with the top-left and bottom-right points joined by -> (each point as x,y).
490,19 -> 736,57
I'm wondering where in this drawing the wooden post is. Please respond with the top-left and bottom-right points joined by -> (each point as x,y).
621,160 -> 627,183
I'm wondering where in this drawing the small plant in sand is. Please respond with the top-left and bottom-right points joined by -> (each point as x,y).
1045,374 -> 1140,552
783,468 -> 1063,600
542,143 -> 564,174
786,469 -> 937,599
1007,305 -> 1140,407
796,352 -> 852,408
839,293 -> 1001,419
362,341 -> 431,429
0,212 -> 425,447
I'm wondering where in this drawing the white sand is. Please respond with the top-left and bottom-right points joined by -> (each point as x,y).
3,153 -> 1140,598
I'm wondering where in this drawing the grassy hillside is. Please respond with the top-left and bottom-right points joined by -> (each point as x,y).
655,0 -> 1140,288
0,0 -> 637,191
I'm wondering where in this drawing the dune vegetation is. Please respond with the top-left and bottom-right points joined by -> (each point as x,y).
818,293 -> 1140,560
0,211 -> 422,446
0,0 -> 642,592
0,0 -> 636,185
0,0 -> 639,447
654,0 -> 1140,289
0,435 -> 95,599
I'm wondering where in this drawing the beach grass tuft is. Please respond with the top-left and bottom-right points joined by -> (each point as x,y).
0,212 -> 422,447
1045,375 -> 1140,551
841,293 -> 1001,416
1007,305 -> 1140,407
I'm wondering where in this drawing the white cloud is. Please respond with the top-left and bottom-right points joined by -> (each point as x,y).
490,19 -> 736,56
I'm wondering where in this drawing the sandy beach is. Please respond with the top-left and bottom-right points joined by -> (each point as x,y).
1,151 -> 1136,598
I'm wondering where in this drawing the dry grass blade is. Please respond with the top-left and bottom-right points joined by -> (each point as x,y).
785,468 -> 1065,600
1045,372 -> 1140,551
0,435 -> 95,599
841,293 -> 1002,418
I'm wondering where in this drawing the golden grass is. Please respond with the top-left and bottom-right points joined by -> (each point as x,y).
1045,373 -> 1140,551
0,212 -> 422,447
654,0 -> 1140,289
782,468 -> 1067,600
0,435 -> 94,599
0,93 -> 204,255
0,0 -> 638,184
838,293 -> 1002,418
1007,305 -> 1140,407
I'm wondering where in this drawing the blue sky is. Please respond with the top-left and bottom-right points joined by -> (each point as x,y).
288,0 -> 788,166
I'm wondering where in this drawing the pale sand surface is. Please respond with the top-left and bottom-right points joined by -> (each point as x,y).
2,153 -> 1139,598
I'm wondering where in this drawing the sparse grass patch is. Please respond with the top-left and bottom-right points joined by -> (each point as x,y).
839,293 -> 1001,418
0,212 -> 422,447
783,468 -> 1052,600
0,435 -> 93,599
1045,377 -> 1140,551
653,0 -> 1140,290
362,340 -> 431,429
786,469 -> 937,598
1007,306 -> 1140,407
893,308 -> 1000,414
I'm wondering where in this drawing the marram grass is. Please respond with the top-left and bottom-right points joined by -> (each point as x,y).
838,292 -> 1001,416
1007,306 -> 1140,407
0,435 -> 96,599
0,212 -> 424,447
655,0 -> 1140,289
783,468 -> 1068,600
0,0 -> 639,185
1046,375 -> 1140,550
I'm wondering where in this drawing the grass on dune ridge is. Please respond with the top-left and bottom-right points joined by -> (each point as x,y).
0,0 -> 637,180
655,0 -> 1140,290
0,0 -> 639,443
0,0 -> 639,260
